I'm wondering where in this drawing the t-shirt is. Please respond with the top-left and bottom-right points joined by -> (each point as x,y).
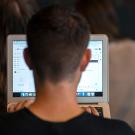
0,108 -> 134,135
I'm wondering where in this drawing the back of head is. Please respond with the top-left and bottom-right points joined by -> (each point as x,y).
0,0 -> 39,111
76,0 -> 119,41
27,5 -> 90,83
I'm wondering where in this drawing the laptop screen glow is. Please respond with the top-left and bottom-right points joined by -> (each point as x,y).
12,40 -> 103,97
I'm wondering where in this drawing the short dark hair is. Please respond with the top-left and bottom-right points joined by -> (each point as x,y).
27,5 -> 90,83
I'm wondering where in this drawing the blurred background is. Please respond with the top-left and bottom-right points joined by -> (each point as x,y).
38,0 -> 135,40
0,0 -> 135,130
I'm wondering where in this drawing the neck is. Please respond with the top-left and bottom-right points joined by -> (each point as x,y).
29,79 -> 84,122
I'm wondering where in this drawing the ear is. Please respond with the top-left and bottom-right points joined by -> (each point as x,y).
23,48 -> 33,70
80,49 -> 91,72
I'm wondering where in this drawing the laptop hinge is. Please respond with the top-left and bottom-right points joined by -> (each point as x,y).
79,103 -> 99,105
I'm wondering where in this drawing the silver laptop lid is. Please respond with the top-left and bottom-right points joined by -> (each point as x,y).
7,34 -> 109,103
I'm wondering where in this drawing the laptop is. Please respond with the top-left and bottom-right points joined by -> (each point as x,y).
7,34 -> 110,118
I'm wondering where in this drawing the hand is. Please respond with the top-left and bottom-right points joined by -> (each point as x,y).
7,100 -> 34,112
82,106 -> 99,116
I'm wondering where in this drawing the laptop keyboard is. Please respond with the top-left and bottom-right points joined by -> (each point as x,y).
95,107 -> 103,117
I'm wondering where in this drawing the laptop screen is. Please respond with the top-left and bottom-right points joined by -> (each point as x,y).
12,40 -> 103,97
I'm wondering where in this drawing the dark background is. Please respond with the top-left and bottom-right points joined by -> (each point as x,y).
38,0 -> 135,40
113,0 -> 135,39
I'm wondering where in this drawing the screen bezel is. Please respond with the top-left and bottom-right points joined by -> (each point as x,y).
7,34 -> 109,103
77,35 -> 109,103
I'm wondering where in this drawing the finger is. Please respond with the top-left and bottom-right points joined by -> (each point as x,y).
7,103 -> 16,112
81,107 -> 91,113
14,100 -> 27,111
85,107 -> 92,113
81,106 -> 92,113
15,100 -> 34,111
89,106 -> 99,116
23,100 -> 34,108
